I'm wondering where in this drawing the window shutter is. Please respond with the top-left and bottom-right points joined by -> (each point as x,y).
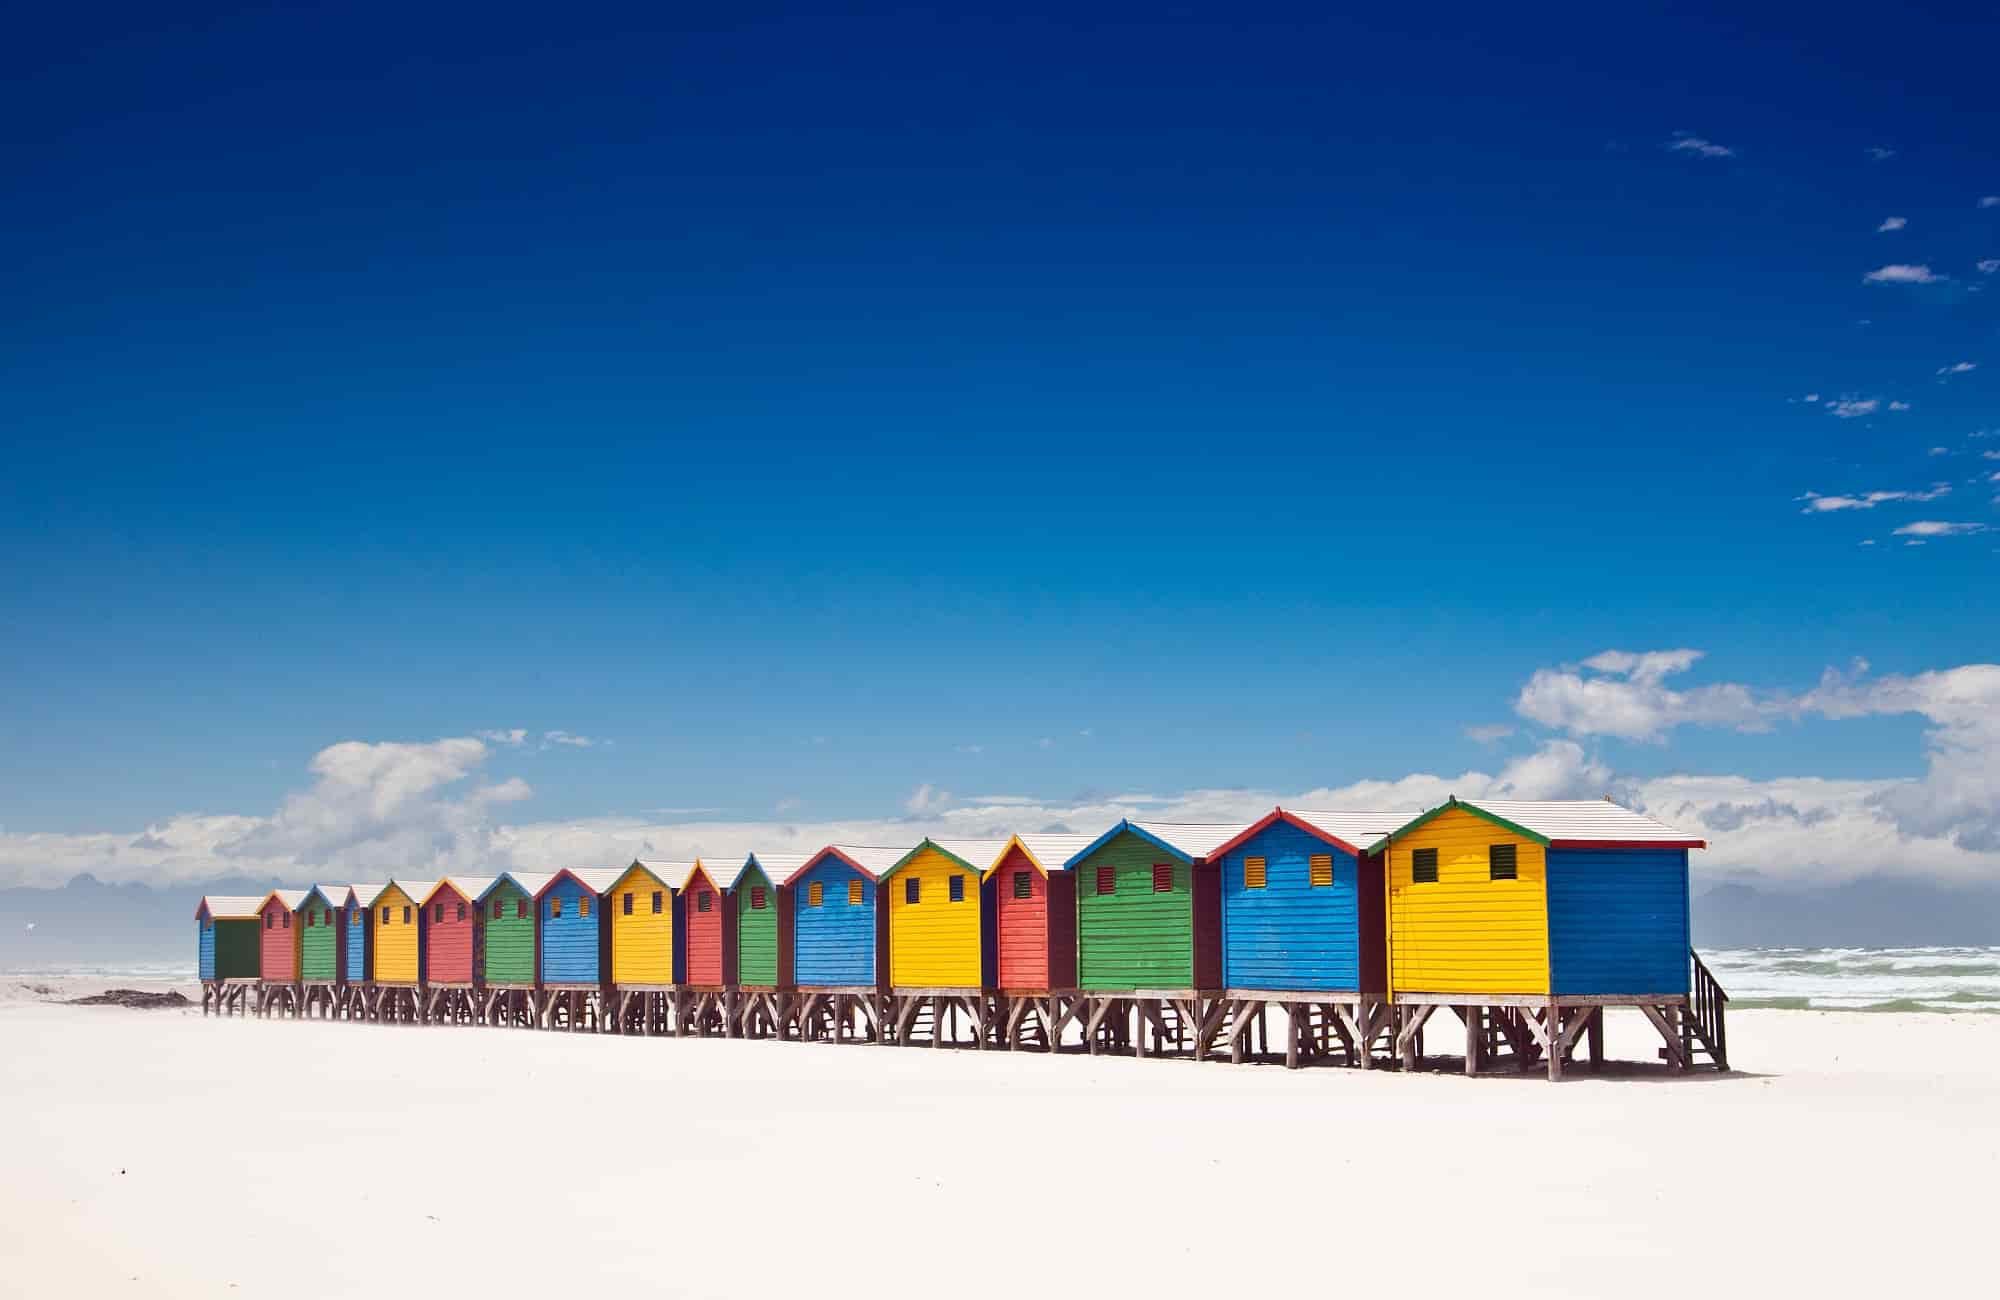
1244,857 -> 1267,889
550,899 -> 561,919
516,900 -> 527,920
1489,843 -> 1518,881
1012,870 -> 1032,900
1096,865 -> 1116,896
809,881 -> 824,908
1151,864 -> 1174,893
457,903 -> 467,922
697,891 -> 712,914
282,912 -> 290,929
622,893 -> 633,916
1309,855 -> 1334,888
751,887 -> 767,910
265,912 -> 273,930
305,910 -> 313,928
847,880 -> 862,906
382,906 -> 391,925
905,877 -> 921,905
1411,848 -> 1438,884
580,896 -> 591,918
949,874 -> 965,903
403,905 -> 412,924
435,903 -> 444,924
652,891 -> 663,915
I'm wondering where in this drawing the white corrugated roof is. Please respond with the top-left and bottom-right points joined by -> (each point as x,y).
564,868 -> 627,895
479,871 -> 554,901
1459,799 -> 1705,846
895,838 -> 1011,877
375,880 -> 437,907
427,876 -> 498,905
347,883 -> 387,908
1286,810 -> 1415,854
744,852 -> 810,888
996,833 -> 1100,874
200,895 -> 266,921
786,844 -> 909,884
266,889 -> 310,911
1129,821 -> 1245,861
686,857 -> 747,892
625,860 -> 693,891
303,885 -> 353,909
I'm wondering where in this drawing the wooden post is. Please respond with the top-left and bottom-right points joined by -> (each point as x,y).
1587,1007 -> 1604,1072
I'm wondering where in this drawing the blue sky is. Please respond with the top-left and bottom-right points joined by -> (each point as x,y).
2,3 -> 1997,891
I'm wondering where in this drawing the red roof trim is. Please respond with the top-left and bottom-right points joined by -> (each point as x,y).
1205,808 -> 1366,861
532,868 -> 605,901
1548,838 -> 1707,851
782,846 -> 878,888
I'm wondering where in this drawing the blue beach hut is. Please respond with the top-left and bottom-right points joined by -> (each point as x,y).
783,844 -> 905,1041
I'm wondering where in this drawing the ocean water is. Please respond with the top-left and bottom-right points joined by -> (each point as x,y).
1704,947 -> 2000,1013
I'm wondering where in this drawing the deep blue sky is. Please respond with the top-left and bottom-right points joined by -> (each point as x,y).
4,2 -> 1995,833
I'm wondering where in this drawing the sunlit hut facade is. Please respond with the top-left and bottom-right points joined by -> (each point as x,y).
880,838 -> 1008,1047
737,852 -> 806,1038
678,856 -> 746,1037
196,895 -> 264,1015
1376,797 -> 1725,1080
297,885 -> 353,1019
366,880 -> 434,1024
1065,821 -> 1236,1058
343,884 -> 384,994
784,845 -> 905,1043
256,889 -> 308,1018
417,877 -> 493,1026
535,869 -> 620,1031
982,833 -> 1097,1050
603,861 -> 681,1036
476,872 -> 550,1028
1206,809 -> 1405,1068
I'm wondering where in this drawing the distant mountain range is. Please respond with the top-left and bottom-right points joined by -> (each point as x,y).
1,871 -> 1995,969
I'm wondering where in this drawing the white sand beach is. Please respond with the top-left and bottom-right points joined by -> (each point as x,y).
2,980 -> 1992,1298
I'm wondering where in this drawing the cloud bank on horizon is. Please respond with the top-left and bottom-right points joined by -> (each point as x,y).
6,651 -> 1998,895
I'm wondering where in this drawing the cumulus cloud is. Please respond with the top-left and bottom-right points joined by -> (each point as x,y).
1797,483 -> 1949,512
1863,264 -> 1944,284
1514,649 -> 1774,741
903,783 -> 951,814
478,729 -> 527,746
1877,216 -> 1907,232
1824,398 -> 1879,418
1666,131 -> 1734,159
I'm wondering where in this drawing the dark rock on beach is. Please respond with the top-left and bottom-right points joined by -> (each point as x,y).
67,988 -> 191,1009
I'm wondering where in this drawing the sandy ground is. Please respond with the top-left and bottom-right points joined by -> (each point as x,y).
1,977 -> 1993,1299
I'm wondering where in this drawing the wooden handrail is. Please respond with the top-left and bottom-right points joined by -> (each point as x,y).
1689,947 -> 1728,1070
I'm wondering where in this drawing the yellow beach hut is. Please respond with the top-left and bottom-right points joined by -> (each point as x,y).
879,837 -> 1008,1047
366,879 -> 434,1023
603,859 -> 684,1035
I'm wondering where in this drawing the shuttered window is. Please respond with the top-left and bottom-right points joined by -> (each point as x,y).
1412,848 -> 1438,884
651,891 -> 663,914
1012,870 -> 1032,899
949,874 -> 965,903
1244,857 -> 1267,889
352,910 -> 362,928
751,887 -> 767,910
282,912 -> 290,929
457,903 -> 467,922
808,881 -> 824,907
1309,855 -> 1334,888
266,912 -> 274,929
622,893 -> 633,916
1096,865 -> 1116,895
434,903 -> 444,924
550,899 -> 562,919
402,906 -> 412,924
516,900 -> 527,920
696,891 -> 712,913
1489,843 -> 1518,881
492,900 -> 502,921
580,896 -> 591,918
381,906 -> 391,925
905,877 -> 920,905
305,910 -> 314,928
847,880 -> 863,906
1151,864 -> 1174,893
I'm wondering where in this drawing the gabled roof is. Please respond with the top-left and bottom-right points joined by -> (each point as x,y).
1062,820 -> 1242,868
882,837 -> 1011,880
782,844 -> 909,886
684,856 -> 752,893
477,871 -> 555,902
1206,808 -> 1412,860
743,852 -> 810,891
302,884 -> 353,911
423,877 -> 497,907
347,883 -> 387,909
261,888 -> 310,912
196,895 -> 266,921
612,860 -> 688,894
984,833 -> 1099,879
371,880 -> 437,908
535,867 -> 625,899
1362,797 -> 1707,853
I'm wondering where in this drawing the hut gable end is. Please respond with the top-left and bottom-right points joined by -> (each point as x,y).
1220,819 -> 1361,992
1386,805 -> 1549,996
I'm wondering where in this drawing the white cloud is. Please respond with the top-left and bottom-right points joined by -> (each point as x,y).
1929,447 -> 1951,456
1514,649 -> 1773,741
903,783 -> 951,814
1666,131 -> 1734,159
1891,520 -> 1990,538
1980,260 -> 2000,275
1866,147 -> 1896,162
1463,724 -> 1515,744
1888,400 -> 1912,411
541,730 -> 594,748
1877,216 -> 1907,232
1982,196 -> 2000,209
1802,392 -> 1820,403
1937,362 -> 1978,375
1797,483 -> 1951,512
1825,398 -> 1879,418
1986,451 -> 2000,461
1863,264 -> 1944,284
478,729 -> 527,746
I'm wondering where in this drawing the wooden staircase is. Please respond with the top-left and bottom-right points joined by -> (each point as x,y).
1685,948 -> 1729,1070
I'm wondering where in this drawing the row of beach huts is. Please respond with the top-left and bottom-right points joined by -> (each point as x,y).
195,797 -> 1728,1079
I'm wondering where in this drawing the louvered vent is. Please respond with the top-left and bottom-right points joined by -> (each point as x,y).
1412,848 -> 1438,884
1489,843 -> 1518,881
1012,870 -> 1032,899
809,881 -> 824,907
1244,857 -> 1267,889
751,886 -> 767,909
949,874 -> 965,902
1096,865 -> 1116,895
847,880 -> 862,906
905,877 -> 921,905
1309,855 -> 1333,888
1151,864 -> 1173,893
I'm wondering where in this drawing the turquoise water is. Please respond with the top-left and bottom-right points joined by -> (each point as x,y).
1704,946 -> 2000,1013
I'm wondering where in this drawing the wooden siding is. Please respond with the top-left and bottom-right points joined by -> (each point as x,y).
198,917 -> 216,981
887,847 -> 982,988
1220,820 -> 1359,991
608,866 -> 674,984
299,900 -> 338,980
737,881 -> 779,986
373,885 -> 420,984
1386,806 -> 1549,996
343,905 -> 368,982
483,880 -> 536,984
541,877 -> 603,984
424,886 -> 476,984
993,846 -> 1049,990
793,859 -> 877,987
1547,847 -> 1691,995
1075,830 -> 1194,991
257,898 -> 298,982
685,880 -> 725,985
211,920 -> 259,980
